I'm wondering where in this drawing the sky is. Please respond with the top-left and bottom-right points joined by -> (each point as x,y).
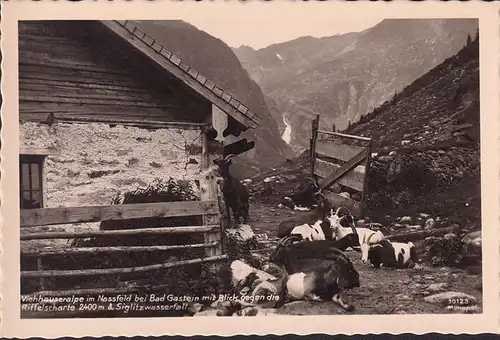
155,4 -> 383,50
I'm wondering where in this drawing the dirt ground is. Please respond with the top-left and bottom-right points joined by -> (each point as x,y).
249,199 -> 483,315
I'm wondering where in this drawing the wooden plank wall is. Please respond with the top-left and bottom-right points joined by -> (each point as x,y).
312,128 -> 372,218
19,21 -> 209,123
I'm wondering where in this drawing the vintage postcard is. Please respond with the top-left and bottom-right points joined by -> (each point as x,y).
1,0 -> 499,337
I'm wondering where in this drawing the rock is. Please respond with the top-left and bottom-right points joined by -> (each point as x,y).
425,218 -> 436,229
377,156 -> 392,163
263,176 -> 276,183
395,294 -> 411,301
194,309 -> 221,316
251,281 -> 281,308
230,260 -> 277,289
424,291 -> 477,306
339,192 -> 351,199
400,216 -> 412,224
426,283 -> 449,293
443,233 -> 457,241
461,230 -> 481,254
235,307 -> 279,316
186,303 -> 204,315
255,233 -> 269,241
331,183 -> 342,193
226,225 -> 255,242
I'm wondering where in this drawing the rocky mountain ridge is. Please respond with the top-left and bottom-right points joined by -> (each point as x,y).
234,19 -> 479,152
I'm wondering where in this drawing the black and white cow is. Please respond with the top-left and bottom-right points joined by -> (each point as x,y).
270,237 -> 360,311
366,239 -> 419,269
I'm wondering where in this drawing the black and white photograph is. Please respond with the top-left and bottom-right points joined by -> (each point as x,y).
1,0 -> 498,336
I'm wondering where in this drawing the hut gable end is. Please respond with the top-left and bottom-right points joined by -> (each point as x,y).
19,20 -> 210,125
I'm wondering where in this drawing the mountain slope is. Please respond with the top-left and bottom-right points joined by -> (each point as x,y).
346,34 -> 480,226
234,19 -> 478,152
133,20 -> 294,177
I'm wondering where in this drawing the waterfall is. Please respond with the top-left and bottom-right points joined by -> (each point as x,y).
281,114 -> 292,144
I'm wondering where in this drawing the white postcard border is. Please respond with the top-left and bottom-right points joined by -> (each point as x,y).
1,1 -> 499,337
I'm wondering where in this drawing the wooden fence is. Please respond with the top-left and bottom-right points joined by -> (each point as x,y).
310,114 -> 372,218
20,199 -> 226,296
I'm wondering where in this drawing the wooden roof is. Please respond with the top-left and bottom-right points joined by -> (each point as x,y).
100,20 -> 262,129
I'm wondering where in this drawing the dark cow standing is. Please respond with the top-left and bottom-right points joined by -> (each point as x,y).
213,154 -> 249,226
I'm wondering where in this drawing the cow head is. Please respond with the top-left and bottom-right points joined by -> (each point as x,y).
366,244 -> 384,268
269,235 -> 302,265
310,220 -> 326,241
328,206 -> 357,240
335,233 -> 361,251
213,154 -> 236,179
314,192 -> 334,220
334,252 -> 360,289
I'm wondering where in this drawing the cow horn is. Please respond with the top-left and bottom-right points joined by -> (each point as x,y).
314,191 -> 326,200
270,235 -> 301,261
224,154 -> 237,161
306,177 -> 319,187
335,206 -> 351,217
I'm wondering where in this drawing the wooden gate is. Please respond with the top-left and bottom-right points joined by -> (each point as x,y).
309,114 -> 372,218
20,199 -> 225,300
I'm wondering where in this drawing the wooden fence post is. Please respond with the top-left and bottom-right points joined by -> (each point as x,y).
37,257 -> 47,290
201,127 -> 223,273
360,140 -> 372,218
310,114 -> 319,177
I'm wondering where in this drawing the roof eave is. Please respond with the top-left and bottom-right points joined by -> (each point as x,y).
99,20 -> 261,130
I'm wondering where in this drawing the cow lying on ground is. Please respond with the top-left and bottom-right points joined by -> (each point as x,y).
269,236 -> 360,311
277,192 -> 333,238
365,239 -> 419,269
278,178 -> 321,211
328,207 -> 385,260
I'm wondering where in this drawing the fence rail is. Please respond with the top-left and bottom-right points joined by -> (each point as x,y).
22,241 -> 220,256
20,196 -> 225,299
22,254 -> 227,279
21,225 -> 219,240
20,200 -> 219,227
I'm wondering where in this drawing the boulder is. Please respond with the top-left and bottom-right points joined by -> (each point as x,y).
424,291 -> 477,306
425,218 -> 436,229
426,283 -> 449,293
339,192 -> 351,199
462,230 -> 481,255
400,216 -> 412,224
226,225 -> 255,242
356,220 -> 366,227
230,260 -> 277,289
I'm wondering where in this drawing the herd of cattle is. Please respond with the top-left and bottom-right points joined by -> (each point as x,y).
210,155 -> 419,311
